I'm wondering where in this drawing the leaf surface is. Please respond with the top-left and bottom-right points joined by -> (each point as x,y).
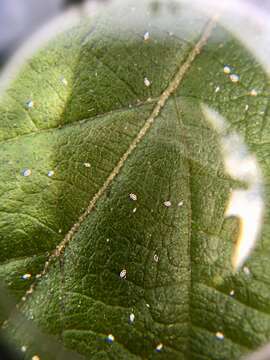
0,1 -> 270,359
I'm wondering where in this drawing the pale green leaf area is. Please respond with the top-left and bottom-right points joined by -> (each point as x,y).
0,1 -> 270,359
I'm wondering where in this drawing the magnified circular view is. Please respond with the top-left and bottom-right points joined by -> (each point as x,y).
0,1 -> 270,359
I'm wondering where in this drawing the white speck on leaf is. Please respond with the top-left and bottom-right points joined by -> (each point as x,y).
215,86 -> 220,93
47,170 -> 54,177
129,193 -> 137,201
133,207 -> 137,213
22,168 -> 32,177
21,346 -> 27,352
144,31 -> 150,41
230,74 -> 240,83
223,65 -> 231,74
144,77 -> 151,87
245,104 -> 249,111
178,201 -> 183,207
156,343 -> 163,352
60,76 -> 68,86
243,266 -> 251,275
230,290 -> 235,296
21,273 -> 31,280
154,254 -> 159,262
250,89 -> 258,96
84,162 -> 91,168
164,200 -> 171,207
25,99 -> 34,109
216,332 -> 224,340
129,313 -> 135,323
120,269 -> 127,279
107,334 -> 115,343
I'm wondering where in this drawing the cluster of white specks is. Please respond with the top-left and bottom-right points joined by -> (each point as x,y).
132,207 -> 137,213
21,273 -> 31,280
215,86 -> 220,93
47,170 -> 54,177
60,76 -> 68,86
129,193 -> 137,201
32,356 -> 40,360
107,334 -> 115,343
26,99 -> 34,109
230,290 -> 235,296
243,266 -> 251,275
156,343 -> 163,352
250,89 -> 258,96
129,313 -> 135,323
21,346 -> 27,352
154,254 -> 159,262
216,331 -> 224,340
120,269 -> 127,279
84,162 -> 91,168
144,77 -> 151,87
229,74 -> 240,83
144,31 -> 150,41
163,200 -> 172,208
223,65 -> 231,74
22,168 -> 32,177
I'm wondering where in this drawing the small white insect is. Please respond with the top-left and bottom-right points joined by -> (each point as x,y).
60,76 -> 68,86
245,104 -> 249,111
156,343 -> 163,352
230,290 -> 235,296
144,77 -> 151,87
84,162 -> 91,168
216,331 -> 224,340
243,266 -> 251,275
22,168 -> 32,177
107,334 -> 115,343
132,207 -> 137,213
250,89 -> 258,96
223,65 -> 231,74
229,74 -> 240,83
129,193 -> 137,201
129,313 -> 135,323
21,273 -> 31,280
178,201 -> 183,207
26,99 -> 34,109
144,31 -> 150,41
154,254 -> 159,262
21,346 -> 27,352
215,86 -> 220,93
120,269 -> 127,279
164,200 -> 171,207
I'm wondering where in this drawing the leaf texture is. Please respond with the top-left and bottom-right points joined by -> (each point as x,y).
0,1 -> 270,359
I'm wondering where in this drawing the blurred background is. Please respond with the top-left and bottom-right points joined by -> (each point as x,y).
0,0 -> 269,69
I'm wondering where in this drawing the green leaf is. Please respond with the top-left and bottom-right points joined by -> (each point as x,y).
0,1 -> 270,359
